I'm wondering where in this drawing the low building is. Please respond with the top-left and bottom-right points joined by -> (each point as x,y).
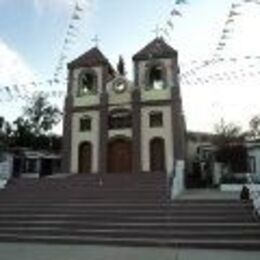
186,131 -> 217,188
8,148 -> 61,179
247,140 -> 260,174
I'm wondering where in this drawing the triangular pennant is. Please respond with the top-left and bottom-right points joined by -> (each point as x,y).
232,3 -> 241,9
175,0 -> 187,4
225,18 -> 234,25
163,28 -> 170,37
72,12 -> 81,20
171,8 -> 182,16
75,3 -> 84,12
167,20 -> 174,30
229,10 -> 240,17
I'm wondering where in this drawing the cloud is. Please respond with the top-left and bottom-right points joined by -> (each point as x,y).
33,0 -> 71,14
32,0 -> 92,14
0,39 -> 35,86
0,40 -> 37,122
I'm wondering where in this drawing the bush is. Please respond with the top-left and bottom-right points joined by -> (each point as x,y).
221,174 -> 247,184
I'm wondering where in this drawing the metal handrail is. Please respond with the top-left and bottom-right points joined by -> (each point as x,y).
170,160 -> 185,199
246,173 -> 260,216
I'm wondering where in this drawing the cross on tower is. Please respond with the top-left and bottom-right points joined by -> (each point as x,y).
92,35 -> 100,47
152,25 -> 163,38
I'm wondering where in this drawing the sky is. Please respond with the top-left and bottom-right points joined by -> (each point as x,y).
0,0 -> 260,134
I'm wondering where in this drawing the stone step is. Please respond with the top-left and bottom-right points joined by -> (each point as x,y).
0,203 -> 252,211
0,233 -> 259,250
0,208 -> 251,216
0,215 -> 254,223
0,227 -> 260,240
6,184 -> 168,189
0,195 -> 168,201
0,220 -> 258,229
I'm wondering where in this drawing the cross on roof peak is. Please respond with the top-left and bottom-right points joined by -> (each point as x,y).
91,35 -> 100,47
152,25 -> 164,38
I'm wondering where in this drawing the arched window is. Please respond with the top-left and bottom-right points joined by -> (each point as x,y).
148,65 -> 165,90
108,109 -> 132,130
78,71 -> 97,96
79,116 -> 92,132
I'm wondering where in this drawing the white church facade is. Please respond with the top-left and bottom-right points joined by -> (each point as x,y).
62,37 -> 186,175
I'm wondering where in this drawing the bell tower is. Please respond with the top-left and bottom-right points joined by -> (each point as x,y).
132,37 -> 186,174
62,47 -> 115,174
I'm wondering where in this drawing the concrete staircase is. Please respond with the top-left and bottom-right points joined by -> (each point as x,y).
0,173 -> 259,250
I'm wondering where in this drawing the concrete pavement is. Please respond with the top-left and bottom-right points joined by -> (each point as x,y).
0,243 -> 259,260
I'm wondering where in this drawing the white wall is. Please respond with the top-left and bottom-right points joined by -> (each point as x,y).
141,106 -> 174,173
71,111 -> 100,173
248,148 -> 260,173
0,153 -> 13,180
107,76 -> 133,105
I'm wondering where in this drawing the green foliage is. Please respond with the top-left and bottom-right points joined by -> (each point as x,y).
0,117 -> 12,147
1,94 -> 62,151
117,55 -> 126,76
247,115 -> 260,140
214,118 -> 247,173
214,118 -> 243,146
24,94 -> 62,136
215,144 -> 248,173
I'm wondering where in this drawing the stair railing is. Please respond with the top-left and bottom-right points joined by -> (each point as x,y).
246,173 -> 260,216
170,160 -> 185,199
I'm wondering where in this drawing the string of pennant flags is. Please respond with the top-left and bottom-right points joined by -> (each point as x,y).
1,0 -> 260,103
0,0 -> 90,103
160,0 -> 188,40
213,2 -> 242,58
180,54 -> 260,78
0,80 -> 67,102
180,0 -> 260,78
181,67 -> 260,86
53,0 -> 91,81
179,2 -> 243,76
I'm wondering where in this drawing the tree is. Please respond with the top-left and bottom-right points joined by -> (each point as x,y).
0,117 -> 12,147
23,93 -> 62,136
214,118 -> 243,146
8,94 -> 62,151
214,118 -> 247,173
11,117 -> 35,148
117,55 -> 126,76
247,115 -> 260,140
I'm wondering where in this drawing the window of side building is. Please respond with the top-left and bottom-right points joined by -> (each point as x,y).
150,111 -> 163,128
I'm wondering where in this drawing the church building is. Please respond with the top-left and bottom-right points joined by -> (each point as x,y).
62,37 -> 186,175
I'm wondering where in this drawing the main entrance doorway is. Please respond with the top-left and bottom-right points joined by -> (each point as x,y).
78,142 -> 92,174
107,138 -> 132,173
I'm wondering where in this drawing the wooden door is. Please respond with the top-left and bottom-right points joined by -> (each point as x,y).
150,138 -> 166,172
107,139 -> 132,173
78,142 -> 92,174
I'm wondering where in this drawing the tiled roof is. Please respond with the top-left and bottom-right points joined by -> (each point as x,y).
133,37 -> 177,61
68,47 -> 113,69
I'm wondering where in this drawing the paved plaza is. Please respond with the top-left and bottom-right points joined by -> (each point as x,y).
0,243 -> 259,260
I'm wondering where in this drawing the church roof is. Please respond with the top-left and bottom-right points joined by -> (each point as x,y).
133,37 -> 178,61
68,47 -> 113,70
